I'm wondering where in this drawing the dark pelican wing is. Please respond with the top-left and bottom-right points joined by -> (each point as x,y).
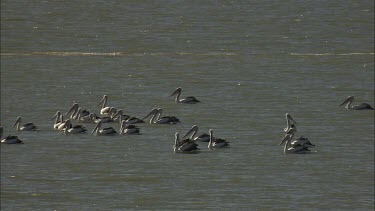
179,141 -> 199,152
194,133 -> 210,142
353,103 -> 374,110
2,135 -> 24,144
156,116 -> 180,124
183,96 -> 200,104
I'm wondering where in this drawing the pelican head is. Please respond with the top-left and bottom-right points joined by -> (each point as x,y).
12,116 -> 21,128
51,111 -> 62,121
142,108 -> 159,122
339,96 -> 354,108
65,103 -> 79,116
183,125 -> 199,139
170,87 -> 182,97
98,95 -> 108,107
92,120 -> 103,134
284,113 -> 297,132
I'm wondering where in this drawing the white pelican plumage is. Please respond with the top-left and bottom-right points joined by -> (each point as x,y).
339,96 -> 374,110
0,126 -> 24,144
279,127 -> 311,154
208,129 -> 230,149
284,113 -> 297,132
12,116 -> 37,131
120,120 -> 140,135
62,120 -> 87,134
98,95 -> 117,116
173,132 -> 199,153
170,87 -> 200,104
91,108 -> 116,123
183,125 -> 210,142
142,108 -> 180,124
92,120 -> 117,136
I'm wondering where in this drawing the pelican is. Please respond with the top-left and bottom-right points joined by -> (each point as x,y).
183,125 -> 210,142
65,103 -> 92,120
208,129 -> 230,149
112,109 -> 145,124
0,126 -> 24,144
173,132 -> 199,153
98,95 -> 117,116
52,111 -> 64,129
92,107 -> 116,123
92,120 -> 117,136
12,116 -> 37,131
142,108 -> 180,124
120,120 -> 140,135
62,120 -> 87,134
339,96 -> 374,110
170,87 -> 200,104
284,113 -> 297,132
51,112 -> 69,131
279,127 -> 311,154
71,107 -> 82,120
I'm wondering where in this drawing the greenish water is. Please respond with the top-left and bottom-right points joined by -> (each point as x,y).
1,0 -> 374,210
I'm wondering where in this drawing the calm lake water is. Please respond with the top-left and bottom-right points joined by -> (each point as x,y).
1,0 -> 374,210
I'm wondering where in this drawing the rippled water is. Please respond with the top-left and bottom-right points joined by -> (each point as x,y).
1,0 -> 374,210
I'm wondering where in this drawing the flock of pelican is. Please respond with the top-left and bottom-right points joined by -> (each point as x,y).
1,90 -> 374,154
279,113 -> 315,154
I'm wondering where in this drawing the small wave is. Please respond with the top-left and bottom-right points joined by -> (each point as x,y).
290,52 -> 374,56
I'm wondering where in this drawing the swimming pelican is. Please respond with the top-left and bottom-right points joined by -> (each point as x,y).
0,126 -> 24,144
279,127 -> 311,154
170,87 -> 200,104
284,113 -> 297,132
62,120 -> 87,134
12,116 -> 37,131
112,109 -> 145,124
92,120 -> 117,136
339,96 -> 374,110
120,120 -> 140,135
92,107 -> 116,123
65,103 -> 92,119
98,95 -> 117,116
183,125 -> 210,142
173,132 -> 199,153
208,129 -> 230,149
142,108 -> 180,124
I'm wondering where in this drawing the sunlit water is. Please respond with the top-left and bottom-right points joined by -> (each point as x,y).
1,0 -> 374,210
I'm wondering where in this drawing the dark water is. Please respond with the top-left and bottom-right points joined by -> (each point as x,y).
1,0 -> 374,210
